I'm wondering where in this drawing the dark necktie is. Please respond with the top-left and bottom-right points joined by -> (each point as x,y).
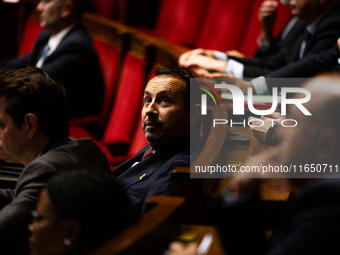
141,148 -> 153,160
40,44 -> 50,65
299,30 -> 311,59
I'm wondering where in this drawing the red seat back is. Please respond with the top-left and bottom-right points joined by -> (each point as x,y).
125,67 -> 157,156
92,39 -> 119,128
103,54 -> 145,148
18,17 -> 44,56
194,0 -> 253,51
239,0 -> 292,57
128,114 -> 148,158
90,0 -> 117,19
153,0 -> 209,47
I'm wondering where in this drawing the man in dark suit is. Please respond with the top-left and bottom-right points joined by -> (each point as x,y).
210,37 -> 340,94
0,67 -> 111,255
264,38 -> 340,78
168,76 -> 340,255
0,0 -> 104,118
112,68 -> 202,215
179,0 -> 340,79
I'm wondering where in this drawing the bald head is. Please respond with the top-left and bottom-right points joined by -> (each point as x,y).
303,74 -> 340,129
280,75 -> 340,166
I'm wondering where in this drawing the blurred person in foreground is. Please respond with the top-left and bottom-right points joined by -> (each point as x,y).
28,170 -> 136,255
168,75 -> 340,255
0,67 -> 110,255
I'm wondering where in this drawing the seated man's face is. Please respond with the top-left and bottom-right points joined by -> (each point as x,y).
0,97 -> 27,164
36,0 -> 63,30
142,75 -> 190,150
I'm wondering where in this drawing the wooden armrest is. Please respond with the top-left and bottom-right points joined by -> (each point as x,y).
88,196 -> 185,255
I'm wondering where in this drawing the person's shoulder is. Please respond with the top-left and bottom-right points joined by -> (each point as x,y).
33,138 -> 110,172
18,158 -> 56,186
65,25 -> 93,44
317,4 -> 340,27
158,147 -> 191,171
33,29 -> 51,46
37,138 -> 97,163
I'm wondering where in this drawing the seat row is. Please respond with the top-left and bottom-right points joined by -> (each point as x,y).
18,0 -> 291,167
91,0 -> 292,56
18,11 -> 190,168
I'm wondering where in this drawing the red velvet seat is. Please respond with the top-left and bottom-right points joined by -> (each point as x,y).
90,0 -> 117,19
147,66 -> 158,81
239,0 -> 292,57
151,0 -> 209,47
93,39 -> 119,128
110,114 -> 148,168
69,39 -> 119,138
18,16 -> 44,56
102,54 -> 145,150
69,54 -> 145,163
194,0 -> 253,51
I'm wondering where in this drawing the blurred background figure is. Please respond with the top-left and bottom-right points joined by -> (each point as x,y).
28,169 -> 137,255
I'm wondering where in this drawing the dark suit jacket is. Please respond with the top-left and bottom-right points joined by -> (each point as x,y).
253,17 -> 304,58
219,179 -> 340,255
229,5 -> 340,78
265,44 -> 340,78
0,25 -> 104,118
113,136 -> 191,215
263,44 -> 340,90
334,63 -> 340,72
0,138 -> 111,255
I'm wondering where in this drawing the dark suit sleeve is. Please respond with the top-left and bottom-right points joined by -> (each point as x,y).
231,8 -> 340,78
0,162 -> 55,254
265,181 -> 340,255
303,7 -> 340,57
0,189 -> 15,209
0,54 -> 32,75
0,30 -> 48,75
229,46 -> 298,78
40,27 -> 104,118
333,64 -> 340,72
265,44 -> 340,78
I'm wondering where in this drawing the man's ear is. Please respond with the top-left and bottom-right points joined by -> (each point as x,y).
316,127 -> 336,162
65,220 -> 81,246
24,113 -> 39,138
60,0 -> 73,18
190,104 -> 201,124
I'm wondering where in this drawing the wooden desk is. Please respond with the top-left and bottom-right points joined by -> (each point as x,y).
219,126 -> 269,163
211,126 -> 291,201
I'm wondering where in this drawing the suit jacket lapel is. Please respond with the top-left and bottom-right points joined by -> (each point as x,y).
42,24 -> 81,64
112,145 -> 148,178
31,31 -> 50,66
114,136 -> 190,190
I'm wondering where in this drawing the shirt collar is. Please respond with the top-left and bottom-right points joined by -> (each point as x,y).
46,23 -> 76,56
306,18 -> 318,35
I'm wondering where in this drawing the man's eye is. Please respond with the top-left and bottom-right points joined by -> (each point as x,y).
162,97 -> 169,103
144,97 -> 151,103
